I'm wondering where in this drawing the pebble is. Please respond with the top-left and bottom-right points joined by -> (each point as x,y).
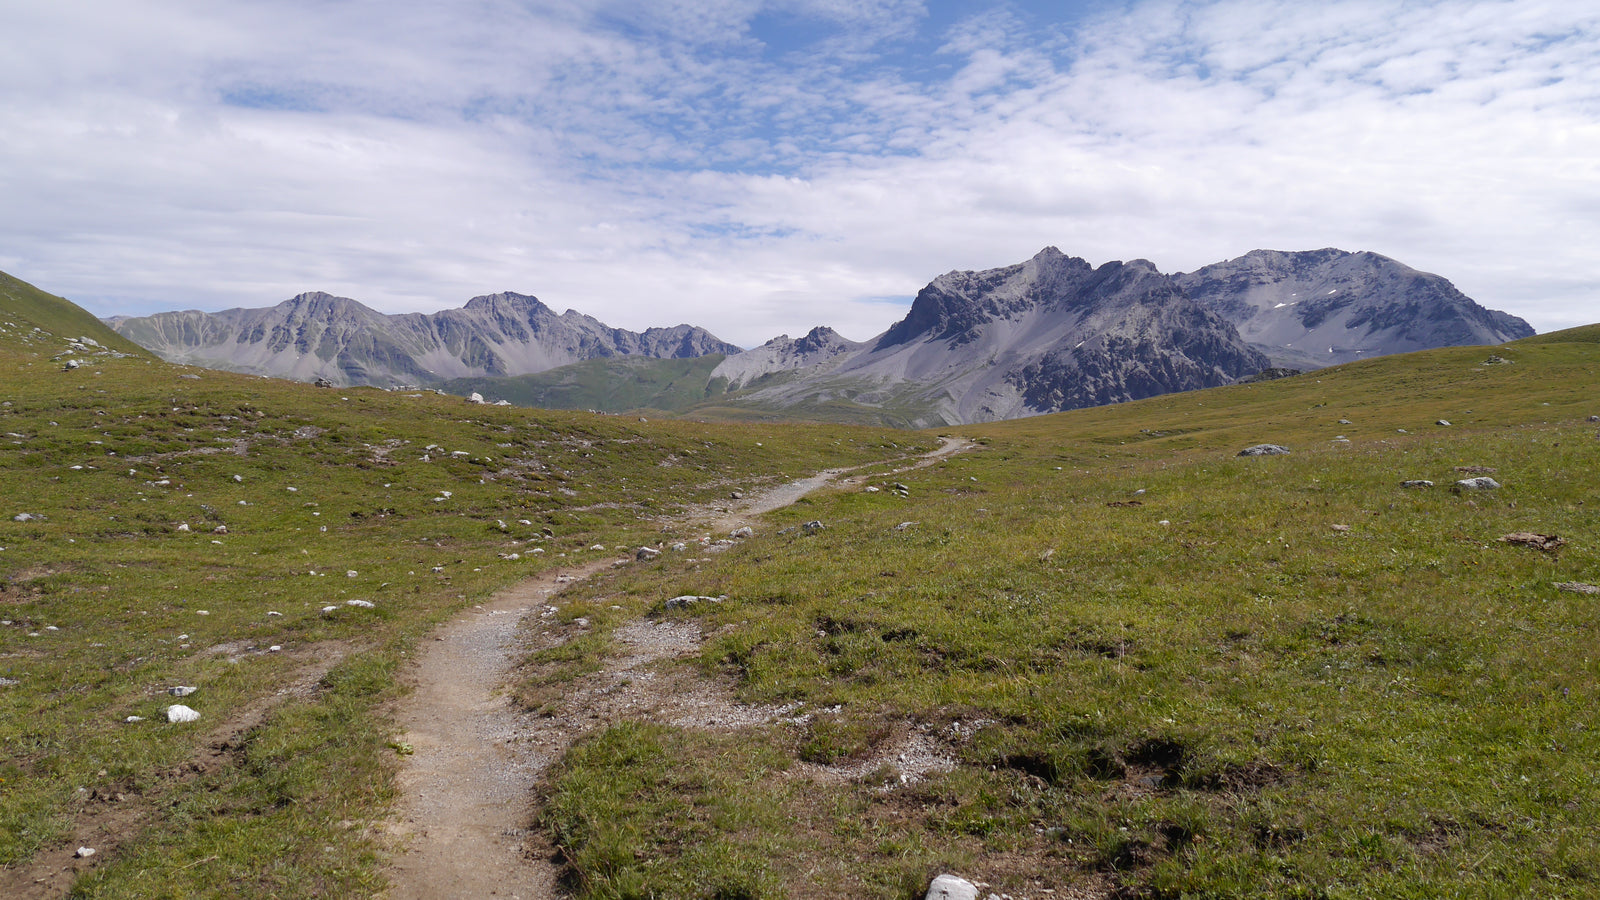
75,847 -> 96,859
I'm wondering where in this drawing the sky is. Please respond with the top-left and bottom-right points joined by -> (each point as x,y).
2,0 -> 1596,348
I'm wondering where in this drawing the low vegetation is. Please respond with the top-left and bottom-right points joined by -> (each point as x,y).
3,265 -> 1597,898
535,334 -> 1600,898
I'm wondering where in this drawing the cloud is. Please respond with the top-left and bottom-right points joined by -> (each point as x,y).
1,0 -> 1596,348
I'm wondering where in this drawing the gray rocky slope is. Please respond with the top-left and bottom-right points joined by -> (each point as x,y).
107,291 -> 739,387
1173,249 -> 1533,369
713,247 -> 1270,426
712,247 -> 1533,426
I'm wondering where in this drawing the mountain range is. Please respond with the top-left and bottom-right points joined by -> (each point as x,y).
104,247 -> 1533,426
106,291 -> 738,388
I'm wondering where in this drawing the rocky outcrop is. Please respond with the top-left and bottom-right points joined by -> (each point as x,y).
108,291 -> 740,388
721,248 -> 1269,425
1173,249 -> 1534,369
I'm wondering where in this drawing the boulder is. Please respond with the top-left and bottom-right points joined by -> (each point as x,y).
925,874 -> 979,900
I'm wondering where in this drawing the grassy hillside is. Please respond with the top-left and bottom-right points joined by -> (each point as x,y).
0,271 -> 147,357
0,285 -> 923,897
5,271 -> 1598,899
527,331 -> 1600,898
439,353 -> 732,414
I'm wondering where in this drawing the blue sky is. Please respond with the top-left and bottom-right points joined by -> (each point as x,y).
1,0 -> 1596,347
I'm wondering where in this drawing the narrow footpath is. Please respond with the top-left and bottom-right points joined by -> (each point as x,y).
383,437 -> 973,899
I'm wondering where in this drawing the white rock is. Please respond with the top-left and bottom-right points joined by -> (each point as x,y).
124,715 -> 144,723
468,392 -> 485,404
322,605 -> 339,613
75,847 -> 96,858
346,570 -> 358,578
269,645 -> 282,652
925,874 -> 978,900
346,599 -> 375,608
176,523 -> 190,532
169,685 -> 197,697
731,526 -> 754,539
166,704 -> 201,723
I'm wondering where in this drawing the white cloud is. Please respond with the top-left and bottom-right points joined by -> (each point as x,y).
0,0 -> 1596,348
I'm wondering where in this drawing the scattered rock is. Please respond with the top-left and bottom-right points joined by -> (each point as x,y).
1500,532 -> 1565,552
1400,480 -> 1434,489
1436,419 -> 1451,426
165,704 -> 201,723
665,595 -> 722,609
1453,477 -> 1501,492
1555,582 -> 1599,595
864,486 -> 880,493
1106,500 -> 1143,508
1482,355 -> 1511,365
669,542 -> 687,552
894,521 -> 918,531
176,523 -> 190,532
925,874 -> 979,900
731,526 -> 754,539
62,359 -> 81,370
1589,415 -> 1599,423
75,847 -> 96,859
802,521 -> 826,534
636,546 -> 661,561
1331,524 -> 1351,532
1454,466 -> 1496,474
124,715 -> 144,723
0,677 -> 18,686
313,377 -> 334,388
1338,418 -> 1352,425
212,524 -> 227,534
12,512 -> 39,522
730,491 -> 743,500
1237,444 -> 1291,456
346,599 -> 376,608
467,392 -> 485,404
168,685 -> 197,697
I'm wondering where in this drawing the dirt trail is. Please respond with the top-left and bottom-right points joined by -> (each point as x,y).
382,437 -> 972,899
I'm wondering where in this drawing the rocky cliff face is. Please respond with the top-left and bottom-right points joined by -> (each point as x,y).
108,291 -> 740,387
1173,249 -> 1534,369
721,248 -> 1269,426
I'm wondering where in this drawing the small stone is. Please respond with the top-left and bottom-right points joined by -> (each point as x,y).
1453,477 -> 1501,492
1436,420 -> 1451,426
669,542 -> 687,552
1589,415 -> 1599,423
925,874 -> 979,900
346,599 -> 375,608
124,715 -> 144,723
636,546 -> 661,560
1237,444 -> 1291,456
75,847 -> 96,859
13,513 -> 38,522
1400,480 -> 1434,488
1555,582 -> 1599,595
346,570 -> 358,578
268,645 -> 282,652
864,486 -> 880,493
802,520 -> 826,533
1331,524 -> 1351,532
894,521 -> 918,531
168,685 -> 197,697
1338,419 -> 1352,425
730,491 -> 743,500
1500,532 -> 1564,552
176,523 -> 190,532
731,526 -> 754,539
166,704 -> 201,723
322,605 -> 339,613
467,392 -> 485,404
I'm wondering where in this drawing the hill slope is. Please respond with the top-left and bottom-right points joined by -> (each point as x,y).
0,270 -> 147,357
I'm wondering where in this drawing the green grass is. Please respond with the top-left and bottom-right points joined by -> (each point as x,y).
538,332 -> 1600,898
440,354 -> 733,414
0,271 -> 922,896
